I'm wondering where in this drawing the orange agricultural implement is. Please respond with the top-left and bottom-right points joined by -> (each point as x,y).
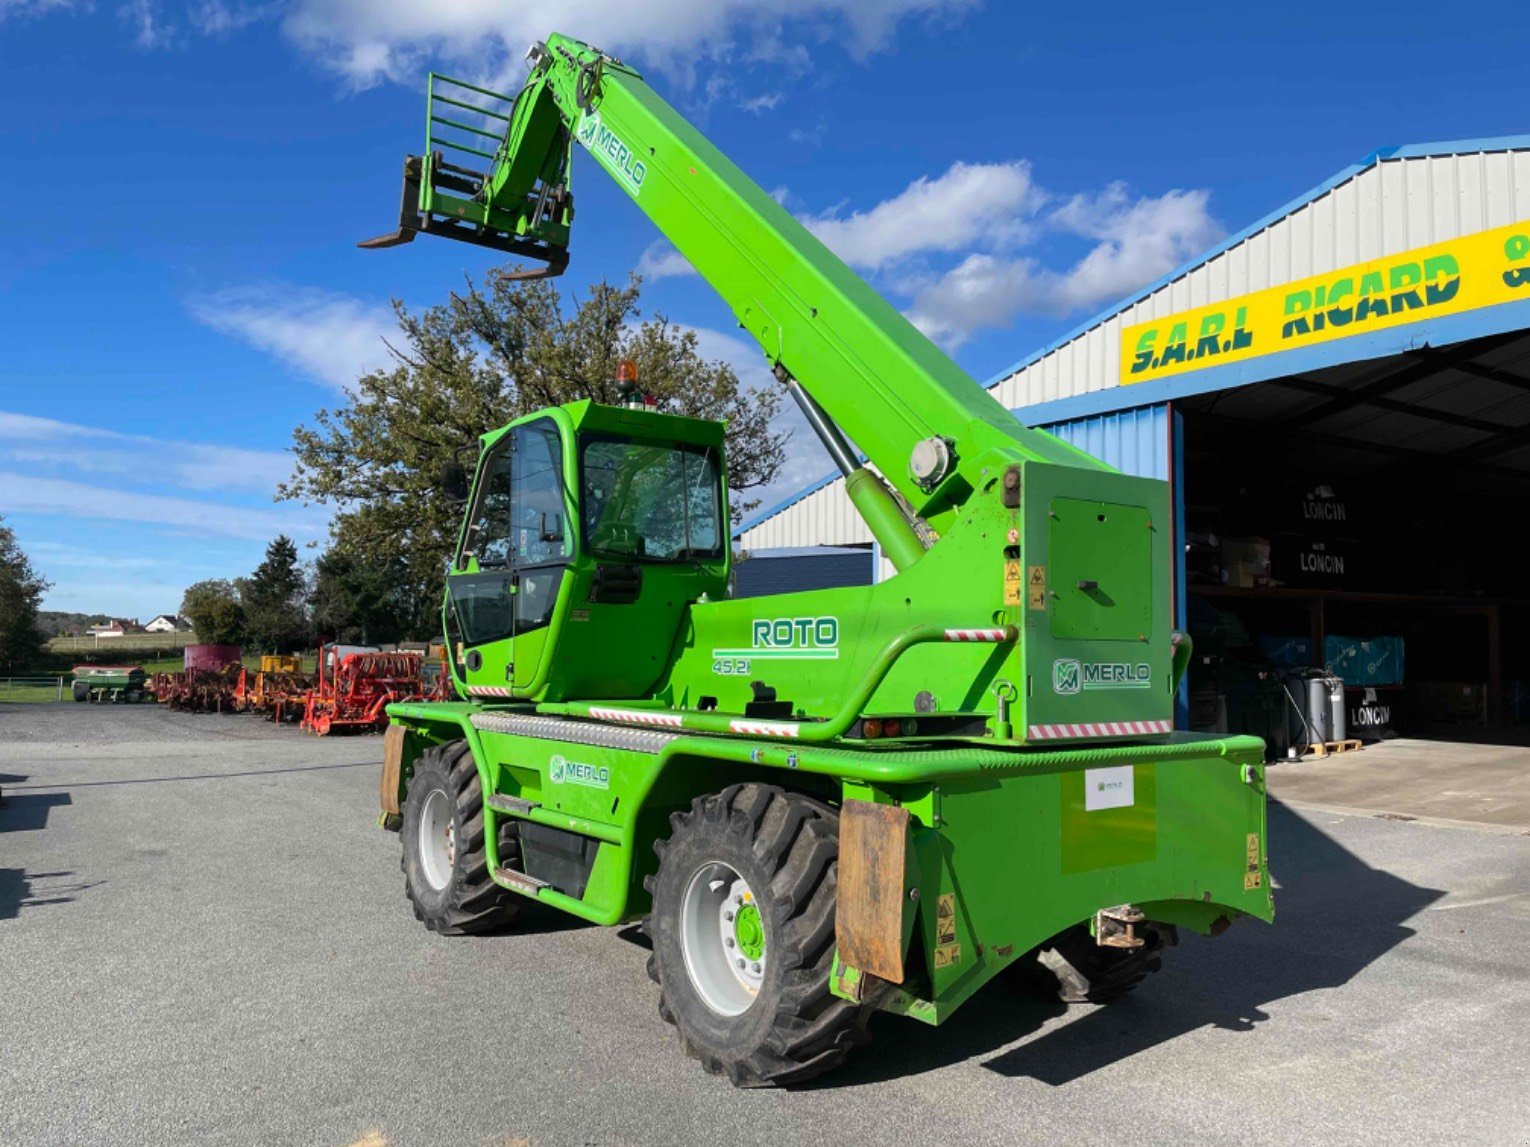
301,649 -> 425,736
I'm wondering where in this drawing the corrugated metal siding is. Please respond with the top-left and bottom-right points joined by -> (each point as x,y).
1042,405 -> 1170,480
738,469 -> 865,550
993,149 -> 1530,411
737,407 -> 1172,550
732,551 -> 873,598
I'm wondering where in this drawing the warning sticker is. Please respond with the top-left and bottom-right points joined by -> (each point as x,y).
936,892 -> 957,945
1244,870 -> 1263,891
1027,565 -> 1046,611
1003,560 -> 1023,606
933,942 -> 962,969
1246,833 -> 1260,869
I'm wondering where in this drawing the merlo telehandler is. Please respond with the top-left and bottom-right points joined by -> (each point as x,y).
365,35 -> 1273,1086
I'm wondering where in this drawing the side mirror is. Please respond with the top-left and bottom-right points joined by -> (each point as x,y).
440,461 -> 470,503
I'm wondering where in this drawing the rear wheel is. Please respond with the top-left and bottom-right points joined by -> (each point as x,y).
1008,921 -> 1174,1004
400,740 -> 521,935
644,783 -> 870,1087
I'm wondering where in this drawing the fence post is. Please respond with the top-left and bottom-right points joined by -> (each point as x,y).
58,676 -> 64,702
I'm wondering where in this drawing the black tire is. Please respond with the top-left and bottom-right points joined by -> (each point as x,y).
400,740 -> 521,935
71,680 -> 89,703
1007,921 -> 1174,1004
643,783 -> 870,1087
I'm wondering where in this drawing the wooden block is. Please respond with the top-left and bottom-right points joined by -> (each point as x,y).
380,724 -> 406,816
836,801 -> 910,984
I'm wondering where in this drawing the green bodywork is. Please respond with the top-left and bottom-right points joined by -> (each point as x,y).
376,32 -> 1273,1024
73,664 -> 148,702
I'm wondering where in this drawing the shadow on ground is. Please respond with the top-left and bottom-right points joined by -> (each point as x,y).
811,801 -> 1446,1089
0,788 -> 72,832
0,869 -> 103,921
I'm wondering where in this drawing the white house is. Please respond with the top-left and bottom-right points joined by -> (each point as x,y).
144,614 -> 185,633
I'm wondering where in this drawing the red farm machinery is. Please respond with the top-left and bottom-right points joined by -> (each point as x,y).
300,647 -> 427,736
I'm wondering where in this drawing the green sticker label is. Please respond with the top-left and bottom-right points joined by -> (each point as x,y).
1052,658 -> 1150,693
548,753 -> 609,790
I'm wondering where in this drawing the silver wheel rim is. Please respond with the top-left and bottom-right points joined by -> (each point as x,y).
418,788 -> 456,891
679,861 -> 766,1017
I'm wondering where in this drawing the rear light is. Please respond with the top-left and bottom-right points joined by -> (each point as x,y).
883,718 -> 901,738
862,718 -> 882,740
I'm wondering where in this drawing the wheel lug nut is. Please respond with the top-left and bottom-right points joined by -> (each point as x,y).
736,958 -> 745,969
724,911 -> 734,921
751,963 -> 761,973
725,938 -> 734,948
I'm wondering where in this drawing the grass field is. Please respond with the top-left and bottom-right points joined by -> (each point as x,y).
47,632 -> 199,653
0,679 -> 70,703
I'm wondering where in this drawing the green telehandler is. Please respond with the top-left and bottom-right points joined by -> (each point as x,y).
365,35 -> 1273,1086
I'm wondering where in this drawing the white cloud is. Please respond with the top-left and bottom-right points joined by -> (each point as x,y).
1044,184 -> 1223,312
188,0 -> 272,36
0,411 -> 293,495
280,0 -> 978,90
804,161 -> 1042,270
119,0 -> 174,47
739,91 -> 783,114
788,122 -> 828,148
0,0 -> 75,16
188,285 -> 397,391
905,186 -> 1222,347
0,473 -> 324,540
635,240 -> 697,283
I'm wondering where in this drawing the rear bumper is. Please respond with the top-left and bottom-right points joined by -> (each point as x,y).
831,734 -> 1273,1022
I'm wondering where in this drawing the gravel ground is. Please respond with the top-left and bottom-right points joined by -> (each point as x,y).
2,703 -> 1528,1146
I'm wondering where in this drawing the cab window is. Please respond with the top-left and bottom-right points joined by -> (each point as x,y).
580,437 -> 722,561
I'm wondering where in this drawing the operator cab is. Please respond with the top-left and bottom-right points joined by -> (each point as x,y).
447,393 -> 730,703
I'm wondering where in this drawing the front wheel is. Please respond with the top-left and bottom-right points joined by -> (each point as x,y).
400,740 -> 521,935
644,783 -> 870,1087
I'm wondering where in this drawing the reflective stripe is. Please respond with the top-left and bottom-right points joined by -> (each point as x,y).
1027,719 -> 1171,740
727,719 -> 801,738
943,627 -> 1010,642
588,706 -> 685,728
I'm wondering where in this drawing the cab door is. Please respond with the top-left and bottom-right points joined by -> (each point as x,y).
447,418 -> 572,698
505,418 -> 572,691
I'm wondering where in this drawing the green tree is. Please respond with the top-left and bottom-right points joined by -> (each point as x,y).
237,536 -> 308,653
180,579 -> 245,645
0,516 -> 49,672
309,546 -> 413,646
281,269 -> 788,632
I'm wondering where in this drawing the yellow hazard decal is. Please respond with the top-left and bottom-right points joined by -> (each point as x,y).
1027,564 -> 1046,611
935,892 -> 957,946
1003,559 -> 1023,606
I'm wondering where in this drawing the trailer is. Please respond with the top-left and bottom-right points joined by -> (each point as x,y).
71,664 -> 148,703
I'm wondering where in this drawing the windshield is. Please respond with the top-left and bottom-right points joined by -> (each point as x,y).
580,436 -> 723,561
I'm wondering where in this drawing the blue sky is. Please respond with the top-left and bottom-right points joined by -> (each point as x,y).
2,0 -> 1525,619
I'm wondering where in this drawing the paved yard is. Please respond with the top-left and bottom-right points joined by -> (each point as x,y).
3,704 -> 1528,1145
1269,736 -> 1530,832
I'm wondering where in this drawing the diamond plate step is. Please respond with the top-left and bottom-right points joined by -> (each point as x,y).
470,710 -> 681,753
494,866 -> 549,894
